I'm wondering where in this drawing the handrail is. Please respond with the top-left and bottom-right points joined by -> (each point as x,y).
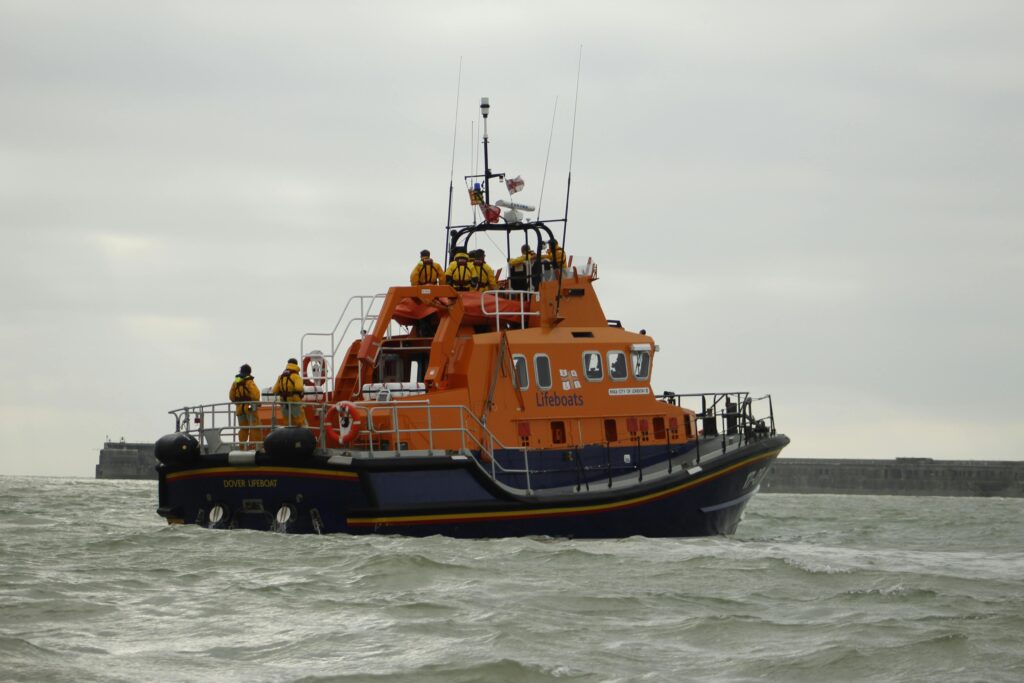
480,289 -> 540,330
298,293 -> 400,400
170,391 -> 777,493
170,399 -> 539,492
656,391 -> 778,456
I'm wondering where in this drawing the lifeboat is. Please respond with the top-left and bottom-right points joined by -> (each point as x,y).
155,98 -> 789,537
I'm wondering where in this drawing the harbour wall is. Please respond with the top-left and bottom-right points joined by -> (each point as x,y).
95,441 -> 158,480
93,443 -> 1024,497
761,457 -> 1024,498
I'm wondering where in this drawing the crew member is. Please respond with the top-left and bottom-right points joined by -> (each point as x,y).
228,363 -> 261,448
410,249 -> 443,286
272,358 -> 306,427
545,238 -> 566,269
507,244 -> 534,291
471,249 -> 496,291
445,252 -> 478,292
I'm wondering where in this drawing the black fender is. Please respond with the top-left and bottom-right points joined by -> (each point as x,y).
263,427 -> 316,461
154,433 -> 200,467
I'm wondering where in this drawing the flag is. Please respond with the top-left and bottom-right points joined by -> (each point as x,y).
469,188 -> 483,206
482,204 -> 501,223
505,175 -> 524,194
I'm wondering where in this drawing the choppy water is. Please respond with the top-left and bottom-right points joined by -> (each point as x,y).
1,477 -> 1022,682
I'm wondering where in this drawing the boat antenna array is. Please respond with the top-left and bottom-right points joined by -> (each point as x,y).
445,57 -> 463,230
555,45 -> 584,318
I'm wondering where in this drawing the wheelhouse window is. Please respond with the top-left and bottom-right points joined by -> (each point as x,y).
608,351 -> 628,381
631,348 -> 651,380
512,354 -> 529,390
534,354 -> 552,390
583,351 -> 603,381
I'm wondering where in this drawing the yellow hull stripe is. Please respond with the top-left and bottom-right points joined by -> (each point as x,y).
165,466 -> 358,482
348,449 -> 781,527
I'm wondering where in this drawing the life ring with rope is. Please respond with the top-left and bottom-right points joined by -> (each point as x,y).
302,351 -> 328,388
324,401 -> 365,446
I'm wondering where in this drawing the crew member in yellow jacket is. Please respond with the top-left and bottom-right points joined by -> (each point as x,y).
507,244 -> 535,291
229,363 -> 262,447
272,358 -> 306,427
471,249 -> 496,291
444,252 -> 478,292
410,249 -> 443,285
545,238 -> 566,269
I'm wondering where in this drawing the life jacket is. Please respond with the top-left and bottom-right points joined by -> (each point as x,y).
413,259 -> 441,285
276,369 -> 303,400
445,256 -> 477,292
546,246 -> 565,268
474,261 -> 495,291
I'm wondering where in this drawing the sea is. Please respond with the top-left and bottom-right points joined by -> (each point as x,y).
1,477 -> 1022,683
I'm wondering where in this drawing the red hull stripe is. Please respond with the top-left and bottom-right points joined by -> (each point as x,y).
165,467 -> 358,482
347,450 -> 780,527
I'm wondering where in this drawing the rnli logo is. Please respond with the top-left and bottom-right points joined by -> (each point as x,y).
535,392 -> 585,408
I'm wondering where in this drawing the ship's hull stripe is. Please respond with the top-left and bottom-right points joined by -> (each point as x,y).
165,467 -> 358,482
347,449 -> 780,527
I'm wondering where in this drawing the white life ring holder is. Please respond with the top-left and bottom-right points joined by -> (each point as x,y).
302,351 -> 327,388
325,401 -> 365,446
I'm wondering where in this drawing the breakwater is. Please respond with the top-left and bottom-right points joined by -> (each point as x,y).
762,457 -> 1024,497
95,441 -> 158,480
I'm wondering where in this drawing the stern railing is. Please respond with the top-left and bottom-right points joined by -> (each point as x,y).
656,391 -> 777,460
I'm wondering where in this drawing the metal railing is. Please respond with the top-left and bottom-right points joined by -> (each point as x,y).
170,400 -> 302,452
656,391 -> 777,460
171,391 -> 778,492
169,399 -> 541,491
480,289 -> 540,329
298,293 -> 393,398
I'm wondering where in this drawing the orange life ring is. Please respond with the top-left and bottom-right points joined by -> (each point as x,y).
324,401 -> 365,446
302,352 -> 328,388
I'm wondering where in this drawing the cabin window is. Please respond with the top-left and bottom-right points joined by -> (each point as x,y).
631,349 -> 651,380
551,420 -> 566,444
604,419 -> 618,442
512,354 -> 529,390
582,351 -> 603,381
607,351 -> 628,381
534,354 -> 552,390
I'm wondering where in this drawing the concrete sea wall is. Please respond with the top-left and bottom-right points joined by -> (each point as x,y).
762,457 -> 1024,497
95,441 -> 158,480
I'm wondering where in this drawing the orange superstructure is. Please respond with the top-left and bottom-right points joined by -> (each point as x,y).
287,250 -> 695,463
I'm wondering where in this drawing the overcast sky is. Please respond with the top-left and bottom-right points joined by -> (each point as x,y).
2,1 -> 1022,476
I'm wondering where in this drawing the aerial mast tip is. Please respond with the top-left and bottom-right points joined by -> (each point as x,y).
480,97 -> 492,206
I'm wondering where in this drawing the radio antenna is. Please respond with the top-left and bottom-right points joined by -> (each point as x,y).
555,46 -> 583,319
536,96 -> 558,220
444,57 -> 463,233
562,45 -> 583,249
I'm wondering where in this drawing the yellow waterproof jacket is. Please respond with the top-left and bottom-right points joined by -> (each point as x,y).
410,259 -> 443,286
445,255 -> 478,292
474,262 -> 496,291
229,375 -> 261,415
272,362 -> 304,403
545,246 -> 566,268
508,252 -> 535,272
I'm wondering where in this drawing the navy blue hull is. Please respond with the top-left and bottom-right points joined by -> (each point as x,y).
157,435 -> 788,538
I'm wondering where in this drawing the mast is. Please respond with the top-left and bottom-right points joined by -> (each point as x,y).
481,97 -> 491,205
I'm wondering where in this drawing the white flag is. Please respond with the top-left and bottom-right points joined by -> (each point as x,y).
505,175 -> 525,194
